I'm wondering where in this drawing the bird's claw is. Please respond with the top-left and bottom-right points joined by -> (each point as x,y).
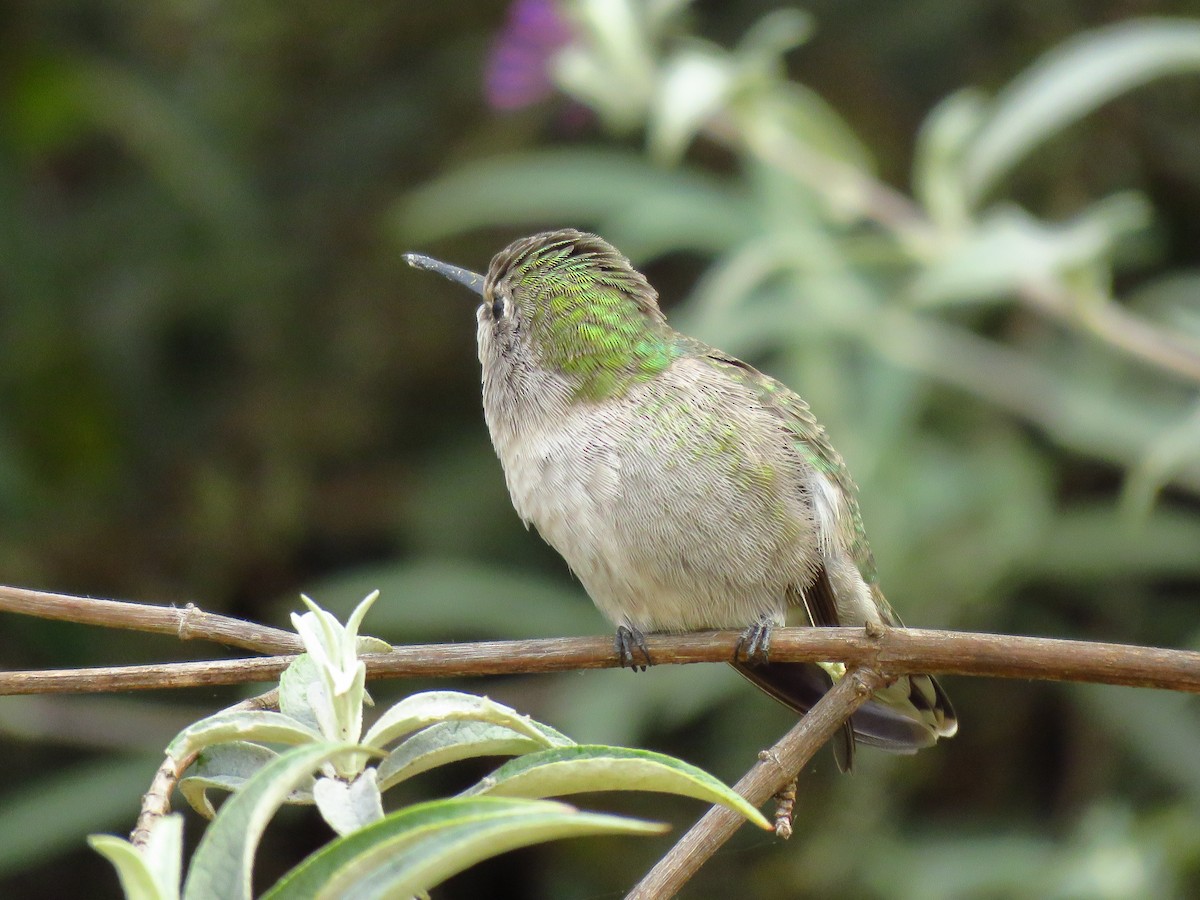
735,620 -> 773,665
615,625 -> 652,671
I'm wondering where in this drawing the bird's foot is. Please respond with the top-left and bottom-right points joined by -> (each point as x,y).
735,619 -> 773,665
615,625 -> 652,671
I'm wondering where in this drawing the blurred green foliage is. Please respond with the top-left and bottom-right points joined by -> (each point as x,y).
2,1 -> 1200,898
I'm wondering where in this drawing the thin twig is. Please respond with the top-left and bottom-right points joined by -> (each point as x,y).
703,115 -> 1200,388
0,656 -> 296,695
1021,280 -> 1200,385
0,584 -> 301,655
2,628 -> 1199,696
130,689 -> 279,848
626,669 -> 885,900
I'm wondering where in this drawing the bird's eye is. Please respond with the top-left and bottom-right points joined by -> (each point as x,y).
491,295 -> 507,319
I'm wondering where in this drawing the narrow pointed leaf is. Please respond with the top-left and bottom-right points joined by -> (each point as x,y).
142,814 -> 184,900
278,655 -> 323,733
178,742 -> 317,819
90,835 -> 169,900
167,710 -> 322,760
394,150 -> 754,257
649,49 -> 733,163
182,742 -> 363,900
263,797 -> 665,900
90,814 -> 183,900
965,19 -> 1200,201
376,720 -> 568,792
464,745 -> 772,830
363,690 -> 570,750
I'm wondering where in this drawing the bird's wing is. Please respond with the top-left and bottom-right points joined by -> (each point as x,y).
699,347 -> 882,604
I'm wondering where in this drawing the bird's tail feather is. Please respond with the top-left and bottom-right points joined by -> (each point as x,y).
730,661 -> 956,773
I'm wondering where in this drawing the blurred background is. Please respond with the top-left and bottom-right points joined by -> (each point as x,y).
3,1 -> 1200,897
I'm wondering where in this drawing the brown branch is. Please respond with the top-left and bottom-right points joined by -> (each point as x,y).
2,627 -> 1198,696
626,668 -> 885,900
0,656 -> 296,695
0,584 -> 301,655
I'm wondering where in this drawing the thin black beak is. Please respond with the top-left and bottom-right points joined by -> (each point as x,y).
403,252 -> 485,297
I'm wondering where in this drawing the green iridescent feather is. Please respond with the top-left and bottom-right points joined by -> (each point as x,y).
492,234 -> 680,401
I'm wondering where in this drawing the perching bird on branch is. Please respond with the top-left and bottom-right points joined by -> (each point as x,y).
405,229 -> 956,770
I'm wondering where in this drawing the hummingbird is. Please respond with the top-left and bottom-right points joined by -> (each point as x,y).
404,229 -> 956,770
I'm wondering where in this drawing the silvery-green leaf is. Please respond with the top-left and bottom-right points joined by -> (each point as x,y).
182,742 -> 362,900
737,83 -> 874,174
278,654 -> 322,733
552,0 -> 654,132
292,596 -> 366,698
1120,398 -> 1200,520
1123,270 -> 1200,340
354,636 -> 392,655
343,590 -> 380,641
377,720 -> 570,792
178,742 -> 316,819
261,797 -> 665,900
645,0 -> 694,35
394,150 -> 754,257
89,815 -> 183,900
91,835 -> 161,900
910,194 -> 1152,307
648,47 -> 733,164
463,745 -> 771,830
141,814 -> 183,900
965,19 -> 1200,201
313,770 -> 384,837
363,691 -> 568,750
287,594 -> 373,756
736,8 -> 813,67
166,710 -> 322,760
913,89 -> 986,230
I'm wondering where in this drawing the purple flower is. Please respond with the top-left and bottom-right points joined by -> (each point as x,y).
485,0 -> 573,111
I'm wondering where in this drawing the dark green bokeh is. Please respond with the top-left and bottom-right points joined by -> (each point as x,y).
2,2 -> 1200,898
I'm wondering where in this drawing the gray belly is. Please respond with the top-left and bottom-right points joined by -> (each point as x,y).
487,378 -> 820,633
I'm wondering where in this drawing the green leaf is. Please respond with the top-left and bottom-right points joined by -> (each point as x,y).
913,90 -> 986,230
179,742 -> 314,820
166,710 -> 322,760
648,47 -> 734,164
90,837 -> 165,900
376,720 -> 571,792
735,8 -> 814,68
1021,504 -> 1200,580
278,655 -> 323,734
90,814 -> 182,900
262,797 -> 665,900
182,742 -> 363,900
463,745 -> 772,830
736,81 -> 874,175
313,771 -> 385,837
394,150 -> 754,259
1120,397 -> 1200,519
909,194 -> 1151,307
363,690 -> 571,750
965,19 -> 1200,202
